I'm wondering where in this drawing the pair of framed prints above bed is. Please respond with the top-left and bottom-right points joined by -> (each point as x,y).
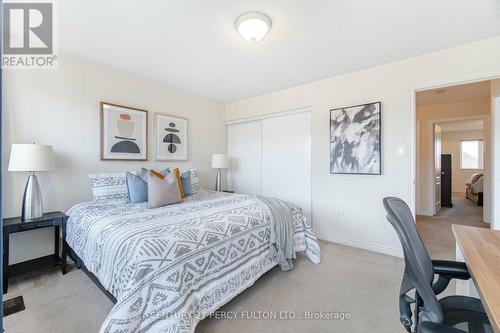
100,101 -> 188,161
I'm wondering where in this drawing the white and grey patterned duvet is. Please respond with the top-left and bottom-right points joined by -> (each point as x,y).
66,190 -> 320,333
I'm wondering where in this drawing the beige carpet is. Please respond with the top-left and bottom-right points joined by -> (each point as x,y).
416,194 -> 487,260
5,197 -> 480,333
4,241 -> 408,333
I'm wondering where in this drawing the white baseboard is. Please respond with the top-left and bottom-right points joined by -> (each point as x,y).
416,209 -> 433,217
316,232 -> 403,258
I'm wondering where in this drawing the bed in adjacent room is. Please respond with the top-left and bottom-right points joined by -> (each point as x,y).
65,188 -> 320,333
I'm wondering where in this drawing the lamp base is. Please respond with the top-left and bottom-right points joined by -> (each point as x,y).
215,168 -> 223,192
22,173 -> 43,221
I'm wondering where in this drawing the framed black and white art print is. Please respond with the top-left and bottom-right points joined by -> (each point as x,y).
330,102 -> 381,175
155,113 -> 188,161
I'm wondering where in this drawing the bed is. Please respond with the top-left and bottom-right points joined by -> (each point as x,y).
65,190 -> 320,333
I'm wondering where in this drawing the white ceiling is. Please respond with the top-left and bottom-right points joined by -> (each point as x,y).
59,0 -> 500,101
416,81 -> 492,106
438,119 -> 484,133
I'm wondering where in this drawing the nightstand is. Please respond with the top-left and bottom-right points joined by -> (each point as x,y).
2,211 -> 68,293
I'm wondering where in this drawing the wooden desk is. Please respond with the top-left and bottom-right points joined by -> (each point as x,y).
452,224 -> 500,333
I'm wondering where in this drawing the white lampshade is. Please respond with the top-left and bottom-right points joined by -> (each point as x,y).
8,144 -> 55,172
211,153 -> 229,169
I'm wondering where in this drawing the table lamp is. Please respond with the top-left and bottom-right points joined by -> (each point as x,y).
8,143 -> 55,221
211,153 -> 228,192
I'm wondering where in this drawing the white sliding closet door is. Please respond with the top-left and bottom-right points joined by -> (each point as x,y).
227,121 -> 262,195
261,112 -> 312,220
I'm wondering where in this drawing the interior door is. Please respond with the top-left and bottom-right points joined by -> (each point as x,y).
261,112 -> 312,220
227,121 -> 262,195
434,124 -> 442,215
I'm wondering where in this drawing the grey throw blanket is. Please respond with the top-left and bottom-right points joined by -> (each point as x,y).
256,195 -> 296,271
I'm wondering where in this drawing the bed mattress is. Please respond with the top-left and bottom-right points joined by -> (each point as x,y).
66,190 -> 320,333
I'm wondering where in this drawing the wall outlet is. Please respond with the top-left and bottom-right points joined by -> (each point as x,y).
335,208 -> 342,217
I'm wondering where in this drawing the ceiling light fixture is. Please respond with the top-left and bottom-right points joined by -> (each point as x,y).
235,11 -> 272,43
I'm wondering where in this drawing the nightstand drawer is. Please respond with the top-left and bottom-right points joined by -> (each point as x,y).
17,220 -> 54,231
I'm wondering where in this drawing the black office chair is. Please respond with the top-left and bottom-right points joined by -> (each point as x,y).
383,197 -> 492,333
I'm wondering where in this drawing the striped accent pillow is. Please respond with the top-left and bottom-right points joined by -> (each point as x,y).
89,172 -> 130,202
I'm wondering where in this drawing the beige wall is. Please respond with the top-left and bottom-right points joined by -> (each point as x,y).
416,98 -> 490,216
441,130 -> 484,194
4,37 -> 500,264
2,54 -> 226,263
226,36 -> 500,256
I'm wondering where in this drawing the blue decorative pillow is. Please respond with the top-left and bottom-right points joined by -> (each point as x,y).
180,170 -> 192,196
126,172 -> 148,203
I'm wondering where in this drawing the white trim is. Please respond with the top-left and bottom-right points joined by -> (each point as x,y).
316,232 -> 403,258
225,106 -> 313,125
493,96 -> 500,230
409,69 -> 500,223
416,120 -> 421,214
259,119 -> 263,198
411,69 -> 500,92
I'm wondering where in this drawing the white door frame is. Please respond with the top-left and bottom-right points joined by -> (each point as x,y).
493,96 -> 500,230
409,69 -> 500,223
433,123 -> 443,216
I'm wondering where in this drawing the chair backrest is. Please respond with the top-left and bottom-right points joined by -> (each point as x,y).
383,197 -> 444,324
469,173 -> 483,184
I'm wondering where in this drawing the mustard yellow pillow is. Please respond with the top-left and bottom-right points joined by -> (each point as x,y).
172,168 -> 185,199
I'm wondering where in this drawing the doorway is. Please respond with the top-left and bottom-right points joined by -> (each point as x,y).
414,81 -> 492,259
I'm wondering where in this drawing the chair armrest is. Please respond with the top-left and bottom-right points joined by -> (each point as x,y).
432,260 -> 470,280
431,260 -> 470,295
419,321 -> 466,333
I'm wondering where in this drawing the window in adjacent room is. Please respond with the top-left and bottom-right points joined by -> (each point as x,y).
460,139 -> 484,170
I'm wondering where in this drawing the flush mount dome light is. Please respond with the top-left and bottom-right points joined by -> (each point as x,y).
235,11 -> 272,43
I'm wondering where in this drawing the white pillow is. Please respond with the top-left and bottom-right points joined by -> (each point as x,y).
471,176 -> 483,194
89,172 -> 130,202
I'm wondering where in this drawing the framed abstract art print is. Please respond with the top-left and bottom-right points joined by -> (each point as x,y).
100,102 -> 148,161
155,113 -> 188,161
330,102 -> 381,175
